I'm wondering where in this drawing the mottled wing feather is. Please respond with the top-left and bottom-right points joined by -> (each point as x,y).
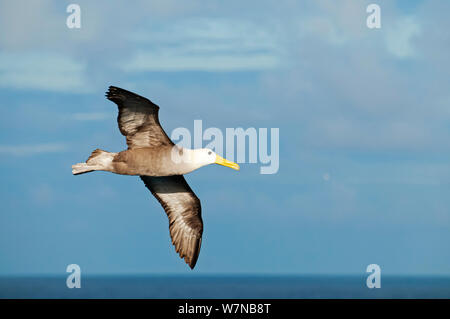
140,175 -> 203,269
106,86 -> 173,149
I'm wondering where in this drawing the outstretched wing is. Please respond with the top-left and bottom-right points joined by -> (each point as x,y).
106,86 -> 174,149
140,175 -> 203,269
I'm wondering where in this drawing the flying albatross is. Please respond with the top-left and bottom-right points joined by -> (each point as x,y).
72,86 -> 239,269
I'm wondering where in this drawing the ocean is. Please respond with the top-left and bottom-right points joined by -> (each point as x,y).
1,275 -> 449,299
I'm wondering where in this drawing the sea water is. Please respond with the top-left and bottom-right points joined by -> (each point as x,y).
0,275 -> 449,299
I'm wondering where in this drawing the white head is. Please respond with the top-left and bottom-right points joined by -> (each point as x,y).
191,148 -> 240,170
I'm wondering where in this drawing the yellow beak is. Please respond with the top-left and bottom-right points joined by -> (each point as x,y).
215,155 -> 240,171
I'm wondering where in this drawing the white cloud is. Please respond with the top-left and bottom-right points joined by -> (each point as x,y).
0,0 -> 58,50
0,52 -> 90,93
122,18 -> 282,72
0,143 -> 68,156
300,17 -> 347,45
123,51 -> 280,72
0,0 -> 103,50
386,16 -> 421,58
304,117 -> 434,152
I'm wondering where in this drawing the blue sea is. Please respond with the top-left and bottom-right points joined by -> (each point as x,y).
1,275 -> 449,299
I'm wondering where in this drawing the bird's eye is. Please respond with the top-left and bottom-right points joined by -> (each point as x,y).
208,151 -> 212,155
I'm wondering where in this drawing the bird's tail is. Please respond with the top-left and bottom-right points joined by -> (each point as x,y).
72,149 -> 115,175
71,163 -> 96,175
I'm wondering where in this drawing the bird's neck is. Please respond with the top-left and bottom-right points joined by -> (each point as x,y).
171,147 -> 208,174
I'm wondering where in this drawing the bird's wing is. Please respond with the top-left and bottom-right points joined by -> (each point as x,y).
140,175 -> 203,269
106,86 -> 174,149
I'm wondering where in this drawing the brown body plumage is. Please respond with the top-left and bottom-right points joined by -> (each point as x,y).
112,146 -> 185,176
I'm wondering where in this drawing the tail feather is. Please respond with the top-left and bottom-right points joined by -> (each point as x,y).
72,149 -> 115,175
87,149 -> 104,163
72,163 -> 95,175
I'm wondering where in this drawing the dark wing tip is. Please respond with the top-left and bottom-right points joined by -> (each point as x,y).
105,85 -> 159,109
171,225 -> 202,270
105,86 -> 125,103
185,237 -> 202,269
187,255 -> 197,269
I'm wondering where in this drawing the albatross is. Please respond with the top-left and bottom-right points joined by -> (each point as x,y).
71,86 -> 239,269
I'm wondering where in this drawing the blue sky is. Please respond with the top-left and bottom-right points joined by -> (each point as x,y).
1,0 -> 449,276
